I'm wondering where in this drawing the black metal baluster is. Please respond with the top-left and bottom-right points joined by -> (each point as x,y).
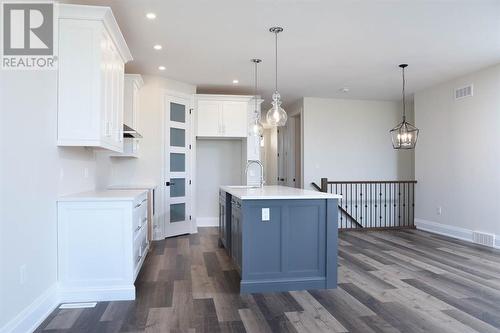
412,182 -> 415,227
384,183 -> 387,228
398,183 -> 401,227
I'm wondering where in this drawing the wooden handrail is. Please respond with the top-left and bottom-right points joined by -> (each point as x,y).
311,182 -> 322,191
311,182 -> 363,229
325,180 -> 417,185
338,206 -> 363,228
315,178 -> 417,230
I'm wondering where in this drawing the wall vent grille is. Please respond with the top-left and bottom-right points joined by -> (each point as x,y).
455,84 -> 473,100
59,302 -> 97,309
472,231 -> 495,248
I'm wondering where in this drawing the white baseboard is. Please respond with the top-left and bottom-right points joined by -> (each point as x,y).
196,217 -> 218,227
59,285 -> 135,303
0,283 -> 59,333
0,283 -> 136,333
415,218 -> 500,249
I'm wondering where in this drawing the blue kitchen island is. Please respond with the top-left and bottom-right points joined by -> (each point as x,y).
219,185 -> 341,294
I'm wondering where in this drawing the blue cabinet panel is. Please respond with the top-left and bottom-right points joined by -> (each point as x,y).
246,205 -> 282,275
288,205 -> 324,274
219,194 -> 338,294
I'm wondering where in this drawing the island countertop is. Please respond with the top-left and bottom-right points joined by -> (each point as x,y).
58,189 -> 148,202
220,185 -> 342,200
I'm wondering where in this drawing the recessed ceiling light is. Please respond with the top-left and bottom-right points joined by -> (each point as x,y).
146,12 -> 156,20
158,66 -> 166,71
339,87 -> 350,93
232,79 -> 239,84
153,44 -> 162,50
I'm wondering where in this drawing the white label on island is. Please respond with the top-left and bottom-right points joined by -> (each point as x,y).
262,208 -> 270,221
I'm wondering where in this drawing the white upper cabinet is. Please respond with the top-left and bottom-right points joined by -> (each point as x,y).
222,101 -> 248,137
196,100 -> 222,137
123,74 -> 144,129
57,5 -> 132,152
195,95 -> 250,138
110,74 -> 143,158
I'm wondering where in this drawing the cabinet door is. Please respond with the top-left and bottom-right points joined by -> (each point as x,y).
222,101 -> 248,137
219,194 -> 225,247
197,100 -> 222,137
114,58 -> 124,148
58,19 -> 101,142
102,32 -> 114,143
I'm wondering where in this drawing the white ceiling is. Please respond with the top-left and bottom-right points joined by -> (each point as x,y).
65,0 -> 500,106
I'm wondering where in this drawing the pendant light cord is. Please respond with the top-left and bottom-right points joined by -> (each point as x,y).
275,31 -> 278,93
402,66 -> 406,122
254,61 -> 258,118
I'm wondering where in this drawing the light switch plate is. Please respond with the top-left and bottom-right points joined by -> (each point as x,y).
262,208 -> 270,221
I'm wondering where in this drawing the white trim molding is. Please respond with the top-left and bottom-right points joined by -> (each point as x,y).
196,217 -> 218,227
59,286 -> 135,303
415,218 -> 500,249
0,284 -> 59,333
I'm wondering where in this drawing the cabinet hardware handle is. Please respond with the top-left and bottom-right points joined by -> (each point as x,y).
135,225 -> 142,232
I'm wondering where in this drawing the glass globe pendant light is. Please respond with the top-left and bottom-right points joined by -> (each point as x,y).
266,27 -> 287,127
250,59 -> 264,137
390,64 -> 419,149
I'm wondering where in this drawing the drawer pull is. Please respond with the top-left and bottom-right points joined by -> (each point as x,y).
135,225 -> 142,232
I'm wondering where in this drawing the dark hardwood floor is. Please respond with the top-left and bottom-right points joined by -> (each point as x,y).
36,228 -> 500,333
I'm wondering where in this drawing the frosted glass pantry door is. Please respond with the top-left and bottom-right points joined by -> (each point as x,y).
164,95 -> 193,238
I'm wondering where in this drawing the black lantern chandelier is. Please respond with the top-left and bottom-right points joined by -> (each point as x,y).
390,64 -> 419,149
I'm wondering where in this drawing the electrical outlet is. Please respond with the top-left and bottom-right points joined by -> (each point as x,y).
19,265 -> 26,285
437,206 -> 442,216
59,168 -> 64,181
84,167 -> 89,179
262,208 -> 270,221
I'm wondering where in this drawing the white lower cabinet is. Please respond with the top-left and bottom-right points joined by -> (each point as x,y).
57,190 -> 149,302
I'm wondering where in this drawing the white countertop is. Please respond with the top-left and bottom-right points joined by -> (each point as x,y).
108,184 -> 158,190
58,189 -> 148,202
220,185 -> 342,200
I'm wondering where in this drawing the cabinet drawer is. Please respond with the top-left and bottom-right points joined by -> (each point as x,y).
133,226 -> 148,277
132,195 -> 148,232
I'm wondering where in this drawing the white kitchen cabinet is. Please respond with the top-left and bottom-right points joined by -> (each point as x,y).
57,5 -> 132,152
195,95 -> 250,138
57,190 -> 149,302
110,74 -> 144,158
124,74 -> 144,129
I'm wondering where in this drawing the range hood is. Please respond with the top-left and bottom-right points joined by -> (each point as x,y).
123,124 -> 143,138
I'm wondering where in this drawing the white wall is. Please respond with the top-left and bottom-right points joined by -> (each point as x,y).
96,75 -> 195,239
414,64 -> 500,240
195,139 -> 243,223
262,128 -> 278,185
302,97 -> 415,189
0,71 -> 97,330
0,72 -> 195,330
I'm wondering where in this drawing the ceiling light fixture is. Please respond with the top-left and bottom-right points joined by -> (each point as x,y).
158,65 -> 166,71
390,64 -> 419,149
266,26 -> 287,127
153,44 -> 162,50
339,87 -> 349,93
145,12 -> 156,20
232,79 -> 239,84
250,59 -> 264,137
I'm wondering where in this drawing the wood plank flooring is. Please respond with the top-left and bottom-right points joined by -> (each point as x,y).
35,228 -> 500,333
